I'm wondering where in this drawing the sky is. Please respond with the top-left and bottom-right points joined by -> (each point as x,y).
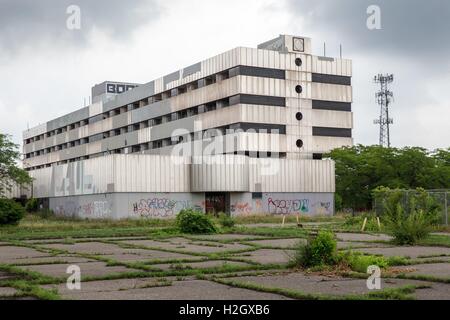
0,0 -> 449,150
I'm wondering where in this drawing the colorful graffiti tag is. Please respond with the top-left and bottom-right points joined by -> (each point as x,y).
132,198 -> 200,218
230,202 -> 252,215
54,200 -> 112,218
79,201 -> 112,218
267,198 -> 309,214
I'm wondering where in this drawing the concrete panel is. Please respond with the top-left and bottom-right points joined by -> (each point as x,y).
262,192 -> 334,215
47,107 -> 89,132
50,192 -> 205,220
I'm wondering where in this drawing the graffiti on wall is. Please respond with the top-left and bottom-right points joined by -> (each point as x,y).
54,200 -> 112,218
230,202 -> 252,215
79,201 -> 111,218
312,201 -> 332,215
132,198 -> 202,218
267,198 -> 309,214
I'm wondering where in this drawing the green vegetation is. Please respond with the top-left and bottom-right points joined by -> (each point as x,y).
0,214 -> 176,240
217,213 -> 236,228
293,230 -> 337,268
176,209 -> 217,234
211,277 -> 419,300
0,133 -> 33,198
0,198 -> 26,225
417,234 -> 450,247
342,212 -> 381,232
24,198 -> 39,212
376,187 -> 440,245
326,145 -> 450,210
338,251 -> 388,273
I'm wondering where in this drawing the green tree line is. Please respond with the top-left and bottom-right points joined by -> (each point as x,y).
326,145 -> 450,210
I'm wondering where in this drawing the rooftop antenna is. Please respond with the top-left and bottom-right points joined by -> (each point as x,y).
323,42 -> 326,56
373,74 -> 394,147
339,44 -> 342,59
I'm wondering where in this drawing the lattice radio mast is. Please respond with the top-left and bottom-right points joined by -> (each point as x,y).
373,74 -> 394,147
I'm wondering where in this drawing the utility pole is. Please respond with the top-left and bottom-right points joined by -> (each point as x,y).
373,74 -> 394,147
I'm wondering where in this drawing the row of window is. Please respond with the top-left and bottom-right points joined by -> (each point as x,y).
25,65 -> 288,145
25,58 -> 351,145
24,94 -> 287,159
24,123 -> 287,171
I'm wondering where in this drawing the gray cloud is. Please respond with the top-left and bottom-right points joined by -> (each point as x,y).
0,0 -> 160,54
285,0 -> 450,149
288,0 -> 450,66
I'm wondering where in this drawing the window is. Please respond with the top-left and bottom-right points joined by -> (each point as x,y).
295,58 -> 302,67
296,139 -> 303,148
295,85 -> 303,94
252,192 -> 263,199
313,153 -> 323,160
296,112 -> 303,121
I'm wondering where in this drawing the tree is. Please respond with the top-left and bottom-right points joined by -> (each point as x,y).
0,134 -> 32,198
326,145 -> 450,210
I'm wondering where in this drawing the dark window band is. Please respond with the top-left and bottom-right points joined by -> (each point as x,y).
230,94 -> 285,107
312,100 -> 351,112
228,123 -> 286,134
229,65 -> 285,80
312,127 -> 352,138
312,73 -> 351,86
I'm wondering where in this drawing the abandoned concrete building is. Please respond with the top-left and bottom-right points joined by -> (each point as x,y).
19,34 -> 353,219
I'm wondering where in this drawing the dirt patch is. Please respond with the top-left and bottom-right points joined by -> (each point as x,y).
392,263 -> 450,278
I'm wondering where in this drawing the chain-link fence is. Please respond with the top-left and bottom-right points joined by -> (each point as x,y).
373,189 -> 449,225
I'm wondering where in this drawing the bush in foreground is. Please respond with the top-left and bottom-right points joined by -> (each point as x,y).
176,209 -> 217,234
294,230 -> 337,268
0,198 -> 26,225
218,213 -> 236,228
338,251 -> 388,273
386,205 -> 435,245
374,187 -> 440,245
25,198 -> 39,212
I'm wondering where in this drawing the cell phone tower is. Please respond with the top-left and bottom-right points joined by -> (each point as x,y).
373,74 -> 394,147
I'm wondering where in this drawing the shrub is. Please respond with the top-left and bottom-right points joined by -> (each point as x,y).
335,193 -> 343,212
218,213 -> 235,228
294,230 -> 337,268
386,205 -> 435,245
0,198 -> 26,225
25,198 -> 39,212
338,251 -> 388,273
176,209 -> 217,234
36,208 -> 54,219
374,187 -> 440,245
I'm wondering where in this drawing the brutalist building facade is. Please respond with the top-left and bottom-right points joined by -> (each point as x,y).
21,35 -> 353,219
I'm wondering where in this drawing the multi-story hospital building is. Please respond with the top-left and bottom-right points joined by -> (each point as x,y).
20,34 -> 353,219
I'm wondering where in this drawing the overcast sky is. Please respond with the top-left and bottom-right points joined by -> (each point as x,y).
0,0 -> 449,150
